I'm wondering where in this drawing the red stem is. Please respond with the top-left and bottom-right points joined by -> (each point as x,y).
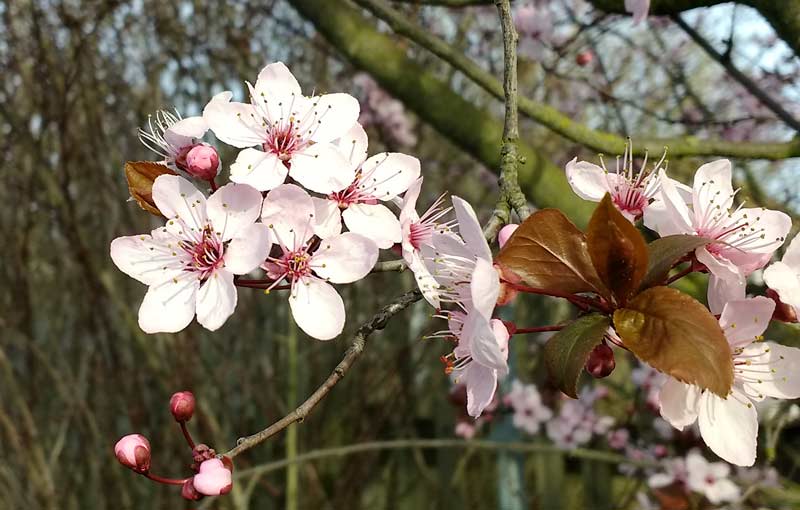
504,281 -> 612,313
666,265 -> 694,285
514,325 -> 563,334
179,421 -> 195,450
144,472 -> 191,486
208,178 -> 219,192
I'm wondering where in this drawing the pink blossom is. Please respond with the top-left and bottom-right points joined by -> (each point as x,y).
138,110 -> 209,170
763,233 -> 800,317
497,224 -> 519,249
193,458 -> 232,496
170,391 -> 196,422
685,450 -> 740,504
114,434 -> 151,473
185,144 -> 220,181
505,380 -> 552,434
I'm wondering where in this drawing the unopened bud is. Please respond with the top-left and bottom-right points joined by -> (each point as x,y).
767,288 -> 798,323
586,343 -> 616,378
181,479 -> 204,501
575,51 -> 594,67
193,458 -> 233,496
497,224 -> 519,249
170,391 -> 196,422
114,434 -> 151,473
191,443 -> 217,472
185,144 -> 220,180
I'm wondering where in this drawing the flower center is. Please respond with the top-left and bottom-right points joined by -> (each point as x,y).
277,250 -> 312,281
328,175 -> 379,209
264,121 -> 303,161
179,227 -> 224,281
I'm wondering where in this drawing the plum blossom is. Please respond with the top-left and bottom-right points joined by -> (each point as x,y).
193,458 -> 232,496
566,142 -> 668,222
110,176 -> 270,333
647,456 -> 687,490
625,0 -> 650,25
399,177 -> 456,307
646,159 -> 791,312
353,73 -> 417,148
545,388 -> 614,449
685,450 -> 740,504
657,295 -> 800,466
261,184 -> 379,340
314,123 -> 421,248
763,233 -> 800,315
114,434 -> 151,473
505,380 -> 552,434
497,223 -> 519,249
203,62 -> 359,193
138,109 -> 211,172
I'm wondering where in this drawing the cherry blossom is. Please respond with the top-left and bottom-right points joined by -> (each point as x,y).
545,388 -> 614,449
110,176 -> 270,333
261,184 -> 379,340
203,62 -> 360,193
657,296 -> 800,466
497,223 -> 519,249
192,458 -> 232,496
647,456 -> 687,490
138,109 -> 210,172
314,123 -> 421,248
763,233 -> 800,315
114,434 -> 151,473
625,0 -> 650,25
566,142 -> 668,222
646,159 -> 791,311
685,450 -> 741,504
399,177 -> 456,307
505,380 -> 552,434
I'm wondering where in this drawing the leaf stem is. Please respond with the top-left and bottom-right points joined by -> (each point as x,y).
504,281 -> 612,314
666,265 -> 694,285
514,325 -> 563,335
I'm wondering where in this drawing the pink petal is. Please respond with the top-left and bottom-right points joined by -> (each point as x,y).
719,297 -> 774,349
657,378 -> 700,430
307,93 -> 360,144
692,159 -> 734,225
202,91 -> 264,148
452,196 -> 491,261
334,122 -> 369,168
312,198 -> 343,239
261,184 -> 315,250
289,277 -> 345,340
565,158 -> 611,202
193,459 -> 232,496
196,269 -> 237,331
152,175 -> 208,229
697,388 -> 758,466
290,143 -> 355,194
254,62 -> 302,98
359,152 -> 421,200
138,278 -> 199,334
342,203 -> 401,249
224,223 -> 271,275
230,148 -> 288,192
463,362 -> 498,418
312,233 -> 379,284
497,224 -> 519,248
207,182 -> 263,241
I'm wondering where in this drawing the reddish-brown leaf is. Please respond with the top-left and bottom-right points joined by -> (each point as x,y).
496,209 -> 606,295
124,161 -> 176,217
586,194 -> 648,304
613,286 -> 733,397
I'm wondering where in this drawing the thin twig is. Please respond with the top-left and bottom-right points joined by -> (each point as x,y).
223,290 -> 422,458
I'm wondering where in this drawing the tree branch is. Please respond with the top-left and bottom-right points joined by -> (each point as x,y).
223,290 -> 422,459
354,0 -> 800,160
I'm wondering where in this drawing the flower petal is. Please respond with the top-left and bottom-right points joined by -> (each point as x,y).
399,177 -> 422,226
692,159 -> 734,225
764,260 -> 800,309
645,175 -> 694,236
261,184 -> 315,249
565,158 -> 611,202
196,269 -> 237,331
230,148 -> 288,191
470,258 -> 500,319
697,388 -> 758,466
408,249 -> 441,307
312,198 -> 343,239
463,311 -> 508,376
335,122 -> 369,168
657,378 -> 700,430
359,152 -> 421,201
224,223 -> 271,275
696,247 -> 745,315
152,175 -> 208,231
289,143 -> 355,194
307,93 -> 360,144
463,362 -> 498,418
342,203 -> 401,249
254,62 -> 302,98
312,232 -> 379,284
138,277 -> 199,333
207,182 -> 263,241
719,297 -> 774,349
738,342 -> 800,400
452,196 -> 491,261
202,91 -> 264,148
164,116 -> 208,148
722,207 -> 792,254
289,277 -> 345,340
110,232 -> 186,286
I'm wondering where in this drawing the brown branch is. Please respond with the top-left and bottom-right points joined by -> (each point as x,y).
223,289 -> 422,458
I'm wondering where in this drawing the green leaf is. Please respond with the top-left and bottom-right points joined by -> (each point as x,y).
613,286 -> 733,397
124,161 -> 177,217
586,194 -> 649,305
496,209 -> 606,295
544,313 -> 611,398
640,235 -> 715,289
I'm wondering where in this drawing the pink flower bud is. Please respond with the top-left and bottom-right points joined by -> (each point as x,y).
185,144 -> 220,180
170,391 -> 196,422
181,479 -> 203,501
193,458 -> 232,496
114,434 -> 151,473
498,224 -> 519,249
585,343 -> 616,378
575,51 -> 594,67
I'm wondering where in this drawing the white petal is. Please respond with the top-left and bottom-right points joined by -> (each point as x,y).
463,362 -> 498,418
399,177 -> 422,230
152,175 -> 208,231
782,232 -> 800,267
722,207 -> 792,254
704,479 -> 741,505
738,342 -> 800,400
408,249 -> 441,307
764,260 -> 800,309
289,143 -> 355,194
463,311 -> 508,376
359,152 -> 421,201
202,91 -> 264,148
334,122 -> 369,168
289,277 -> 345,340
261,184 -> 315,249
206,182 -> 263,241
342,203 -> 401,249
311,233 -> 379,284
697,388 -> 758,466
452,196 -> 491,261
307,93 -> 360,144
565,159 -> 611,201
254,62 -> 302,98
164,116 -> 208,148
195,270 -> 237,331
470,258 -> 500,319
692,159 -> 734,225
224,223 -> 271,275
657,378 -> 700,430
719,297 -> 774,349
110,232 -> 186,286
645,176 -> 694,236
312,198 -> 343,239
138,277 -> 199,333
696,247 -> 745,314
230,148 -> 288,191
